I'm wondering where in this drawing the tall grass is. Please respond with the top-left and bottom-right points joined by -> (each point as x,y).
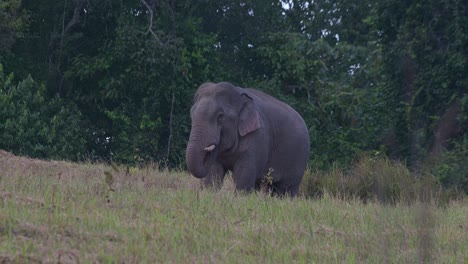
0,151 -> 466,262
300,155 -> 454,205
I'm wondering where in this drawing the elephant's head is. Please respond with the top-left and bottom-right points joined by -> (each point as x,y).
186,82 -> 261,178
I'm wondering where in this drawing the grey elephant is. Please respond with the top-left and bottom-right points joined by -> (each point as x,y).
185,82 -> 310,196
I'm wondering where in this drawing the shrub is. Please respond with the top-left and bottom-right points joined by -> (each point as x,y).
300,155 -> 445,204
431,137 -> 468,194
0,64 -> 86,160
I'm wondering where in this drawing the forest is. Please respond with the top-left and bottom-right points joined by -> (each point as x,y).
0,0 -> 466,193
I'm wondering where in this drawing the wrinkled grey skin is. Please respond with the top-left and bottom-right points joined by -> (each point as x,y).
186,82 -> 310,196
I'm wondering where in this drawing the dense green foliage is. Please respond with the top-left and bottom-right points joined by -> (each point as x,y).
0,65 -> 86,159
0,0 -> 466,192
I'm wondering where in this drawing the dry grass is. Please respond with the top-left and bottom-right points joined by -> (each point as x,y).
300,155 -> 456,205
0,150 -> 466,263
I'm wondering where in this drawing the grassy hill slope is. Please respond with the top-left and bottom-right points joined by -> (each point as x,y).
0,151 -> 466,263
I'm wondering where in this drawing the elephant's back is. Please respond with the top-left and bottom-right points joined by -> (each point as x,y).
245,88 -> 309,134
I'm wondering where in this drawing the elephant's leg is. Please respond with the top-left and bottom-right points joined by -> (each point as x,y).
254,178 -> 263,191
271,170 -> 303,197
271,182 -> 300,197
201,162 -> 226,189
232,157 -> 259,192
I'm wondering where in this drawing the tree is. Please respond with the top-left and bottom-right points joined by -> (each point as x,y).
0,64 -> 86,160
369,0 -> 467,190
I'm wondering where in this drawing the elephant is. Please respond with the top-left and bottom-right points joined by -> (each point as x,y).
185,82 -> 310,196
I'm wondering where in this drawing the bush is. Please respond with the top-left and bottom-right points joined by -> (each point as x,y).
432,136 -> 468,194
0,64 -> 86,160
300,155 -> 445,204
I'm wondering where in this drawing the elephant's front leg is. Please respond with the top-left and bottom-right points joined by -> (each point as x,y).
201,162 -> 226,189
232,156 -> 259,192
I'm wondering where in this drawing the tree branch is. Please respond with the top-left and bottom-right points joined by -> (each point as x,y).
140,0 -> 159,40
64,5 -> 82,34
166,89 -> 175,162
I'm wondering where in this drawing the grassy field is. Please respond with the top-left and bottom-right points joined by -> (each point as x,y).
0,150 -> 466,263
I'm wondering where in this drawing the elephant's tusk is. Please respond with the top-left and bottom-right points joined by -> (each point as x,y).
204,145 -> 216,152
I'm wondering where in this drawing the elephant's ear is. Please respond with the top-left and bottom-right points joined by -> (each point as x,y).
238,93 -> 261,137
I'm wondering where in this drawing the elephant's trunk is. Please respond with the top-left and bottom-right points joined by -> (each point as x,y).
186,126 -> 215,178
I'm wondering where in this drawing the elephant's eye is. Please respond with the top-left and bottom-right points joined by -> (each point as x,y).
217,112 -> 224,123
